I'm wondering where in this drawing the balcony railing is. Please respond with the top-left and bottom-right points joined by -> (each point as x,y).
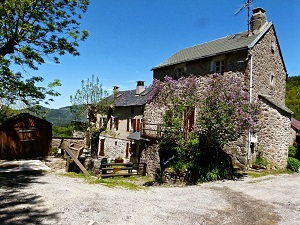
140,122 -> 162,139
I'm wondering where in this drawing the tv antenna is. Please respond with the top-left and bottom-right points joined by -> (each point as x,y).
235,0 -> 254,34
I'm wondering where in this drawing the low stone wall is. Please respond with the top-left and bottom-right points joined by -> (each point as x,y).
52,137 -> 86,149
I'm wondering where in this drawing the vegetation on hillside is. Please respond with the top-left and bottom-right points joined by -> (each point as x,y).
286,75 -> 300,121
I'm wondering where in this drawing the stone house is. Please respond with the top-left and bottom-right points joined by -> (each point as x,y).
98,81 -> 151,163
140,8 -> 292,174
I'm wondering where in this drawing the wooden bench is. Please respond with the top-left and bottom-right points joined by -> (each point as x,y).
100,162 -> 147,178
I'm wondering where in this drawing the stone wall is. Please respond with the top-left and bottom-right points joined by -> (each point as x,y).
251,26 -> 287,105
140,142 -> 160,178
256,97 -> 291,169
52,138 -> 85,149
98,136 -> 130,161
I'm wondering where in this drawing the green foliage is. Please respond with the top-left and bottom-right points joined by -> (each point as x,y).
254,154 -> 268,167
52,125 -> 74,137
287,157 -> 300,172
288,145 -> 297,158
70,74 -> 111,123
286,75 -> 300,121
0,0 -> 89,108
61,172 -> 144,190
52,146 -> 59,156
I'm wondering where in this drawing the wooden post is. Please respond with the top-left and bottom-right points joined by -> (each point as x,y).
65,148 -> 89,176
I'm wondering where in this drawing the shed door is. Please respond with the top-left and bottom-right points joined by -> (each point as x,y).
19,130 -> 36,157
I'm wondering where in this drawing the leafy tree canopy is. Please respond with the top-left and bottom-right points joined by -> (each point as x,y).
286,75 -> 300,121
0,0 -> 89,117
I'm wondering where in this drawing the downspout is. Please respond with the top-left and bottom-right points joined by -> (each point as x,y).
247,50 -> 253,168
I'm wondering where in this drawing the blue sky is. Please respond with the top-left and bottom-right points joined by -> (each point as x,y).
33,0 -> 300,109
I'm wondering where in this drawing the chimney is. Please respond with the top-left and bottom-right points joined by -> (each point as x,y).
113,86 -> 119,96
250,8 -> 268,36
136,81 -> 145,95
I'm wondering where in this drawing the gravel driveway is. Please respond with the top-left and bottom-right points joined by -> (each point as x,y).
0,158 -> 300,225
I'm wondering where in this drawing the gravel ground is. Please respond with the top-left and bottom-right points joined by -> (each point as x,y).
0,157 -> 300,225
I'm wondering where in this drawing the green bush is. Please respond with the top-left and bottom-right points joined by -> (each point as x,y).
287,157 -> 300,172
254,155 -> 268,167
288,146 -> 297,158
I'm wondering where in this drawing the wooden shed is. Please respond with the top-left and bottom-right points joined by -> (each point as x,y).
0,113 -> 53,160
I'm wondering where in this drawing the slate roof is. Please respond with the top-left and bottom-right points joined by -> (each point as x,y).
109,87 -> 152,107
152,22 -> 273,70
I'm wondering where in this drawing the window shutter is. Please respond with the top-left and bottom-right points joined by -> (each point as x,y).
100,139 -> 105,156
116,118 -> 119,130
126,142 -> 129,158
137,119 -> 141,132
133,119 -> 137,132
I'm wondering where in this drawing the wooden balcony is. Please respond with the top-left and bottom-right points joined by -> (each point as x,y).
140,122 -> 162,139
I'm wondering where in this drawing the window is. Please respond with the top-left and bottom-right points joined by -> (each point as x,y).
211,57 -> 225,75
271,40 -> 276,53
110,116 -> 119,130
174,64 -> 186,79
270,73 -> 275,86
127,118 -> 141,132
175,68 -> 184,79
18,130 -> 36,142
215,60 -> 225,74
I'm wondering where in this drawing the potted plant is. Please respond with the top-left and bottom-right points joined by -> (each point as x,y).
115,156 -> 124,163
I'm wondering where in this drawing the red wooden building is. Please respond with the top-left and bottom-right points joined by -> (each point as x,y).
0,113 -> 53,160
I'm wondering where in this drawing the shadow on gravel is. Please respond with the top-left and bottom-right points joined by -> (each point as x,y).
0,171 -> 59,225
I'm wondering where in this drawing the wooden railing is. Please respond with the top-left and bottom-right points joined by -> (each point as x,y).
140,122 -> 162,139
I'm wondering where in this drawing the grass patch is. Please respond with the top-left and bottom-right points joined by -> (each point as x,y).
246,169 -> 293,178
60,172 -> 147,190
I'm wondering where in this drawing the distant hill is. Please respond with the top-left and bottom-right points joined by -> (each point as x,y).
44,106 -> 75,126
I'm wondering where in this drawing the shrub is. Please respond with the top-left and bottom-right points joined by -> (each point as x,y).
287,157 -> 300,172
254,155 -> 268,167
288,146 -> 297,158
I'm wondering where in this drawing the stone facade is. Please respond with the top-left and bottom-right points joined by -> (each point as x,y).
139,142 -> 160,178
256,96 -> 291,169
98,136 -> 131,162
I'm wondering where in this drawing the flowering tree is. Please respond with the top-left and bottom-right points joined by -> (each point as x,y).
150,74 -> 261,182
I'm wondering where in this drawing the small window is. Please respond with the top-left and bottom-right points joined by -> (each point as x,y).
215,60 -> 225,75
270,73 -> 275,86
271,40 -> 276,53
175,68 -> 184,79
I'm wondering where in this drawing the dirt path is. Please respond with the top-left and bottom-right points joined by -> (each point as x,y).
0,159 -> 300,225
